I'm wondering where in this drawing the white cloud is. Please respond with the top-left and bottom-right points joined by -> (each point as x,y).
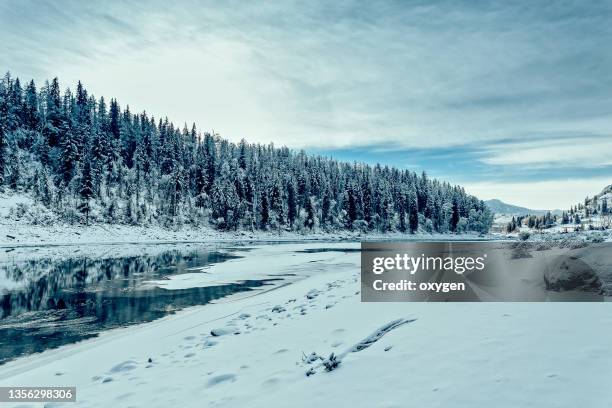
3,1 -> 612,150
480,136 -> 612,168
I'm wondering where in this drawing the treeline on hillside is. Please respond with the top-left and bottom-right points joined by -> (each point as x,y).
569,196 -> 610,218
506,207 -> 611,233
0,73 -> 493,233
505,213 -> 558,233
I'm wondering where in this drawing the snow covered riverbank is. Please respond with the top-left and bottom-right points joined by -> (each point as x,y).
0,192 -> 497,248
0,219 -> 495,249
1,242 -> 611,408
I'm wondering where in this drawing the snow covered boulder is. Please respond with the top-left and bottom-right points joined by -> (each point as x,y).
210,327 -> 238,337
544,255 -> 602,293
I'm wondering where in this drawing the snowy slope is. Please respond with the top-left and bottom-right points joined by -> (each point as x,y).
1,243 -> 611,408
593,184 -> 612,206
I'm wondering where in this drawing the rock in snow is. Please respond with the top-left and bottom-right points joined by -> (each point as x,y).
544,255 -> 602,293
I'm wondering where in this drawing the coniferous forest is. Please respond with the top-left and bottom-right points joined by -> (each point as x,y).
0,73 -> 493,234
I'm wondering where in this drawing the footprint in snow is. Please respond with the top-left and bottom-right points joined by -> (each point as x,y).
207,374 -> 237,387
115,392 -> 134,401
306,289 -> 320,299
262,377 -> 281,387
110,360 -> 138,374
203,339 -> 218,348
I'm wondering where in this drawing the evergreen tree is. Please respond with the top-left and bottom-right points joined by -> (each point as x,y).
43,77 -> 62,148
23,80 -> 39,130
407,190 -> 419,233
260,193 -> 269,229
346,186 -> 358,228
59,125 -> 79,184
35,167 -> 52,206
203,133 -> 216,194
304,196 -> 317,230
450,198 -> 460,232
321,189 -> 332,229
6,142 -> 20,189
269,177 -> 284,228
78,157 -> 94,223
287,179 -> 297,228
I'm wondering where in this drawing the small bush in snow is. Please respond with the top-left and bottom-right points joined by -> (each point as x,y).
302,352 -> 323,364
322,353 -> 340,372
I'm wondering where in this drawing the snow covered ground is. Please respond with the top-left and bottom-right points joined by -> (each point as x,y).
1,242 -> 611,408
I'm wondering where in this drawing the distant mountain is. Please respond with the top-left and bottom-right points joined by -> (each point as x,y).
485,199 -> 559,216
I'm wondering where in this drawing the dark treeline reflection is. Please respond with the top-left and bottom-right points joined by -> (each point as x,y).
0,248 -> 275,364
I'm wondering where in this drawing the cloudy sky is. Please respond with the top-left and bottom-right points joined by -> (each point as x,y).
1,0 -> 611,209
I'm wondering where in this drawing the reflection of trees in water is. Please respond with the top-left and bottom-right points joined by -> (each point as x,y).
0,250 -> 239,319
0,249 -> 274,364
0,280 -> 269,364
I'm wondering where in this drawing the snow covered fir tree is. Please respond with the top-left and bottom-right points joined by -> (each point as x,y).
0,73 -> 493,234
